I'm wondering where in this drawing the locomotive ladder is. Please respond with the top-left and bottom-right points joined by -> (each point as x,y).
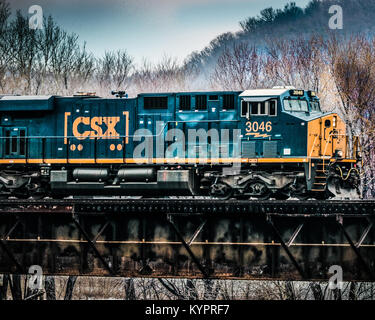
310,132 -> 332,193
308,135 -> 328,192
311,160 -> 328,192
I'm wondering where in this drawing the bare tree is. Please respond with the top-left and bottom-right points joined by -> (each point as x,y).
327,34 -> 375,198
0,0 -> 10,91
210,42 -> 264,90
0,0 -> 9,31
7,11 -> 39,94
50,31 -> 80,92
264,35 -> 324,92
96,50 -> 133,93
70,43 -> 95,91
132,55 -> 188,93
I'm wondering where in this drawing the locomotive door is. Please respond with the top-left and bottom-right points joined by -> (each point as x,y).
2,127 -> 27,159
320,120 -> 332,157
320,117 -> 336,157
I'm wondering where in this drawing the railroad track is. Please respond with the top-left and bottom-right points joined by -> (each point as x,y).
0,198 -> 374,215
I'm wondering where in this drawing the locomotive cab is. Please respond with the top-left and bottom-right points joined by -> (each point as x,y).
236,88 -> 360,199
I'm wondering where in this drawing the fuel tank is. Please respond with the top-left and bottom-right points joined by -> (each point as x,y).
73,168 -> 110,181
117,168 -> 156,182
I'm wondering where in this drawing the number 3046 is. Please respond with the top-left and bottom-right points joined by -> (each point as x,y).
245,121 -> 272,132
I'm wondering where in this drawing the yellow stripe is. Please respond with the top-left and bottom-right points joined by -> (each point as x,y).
96,159 -> 125,164
0,157 -> 310,164
332,159 -> 356,163
257,158 -> 308,163
0,159 -> 27,163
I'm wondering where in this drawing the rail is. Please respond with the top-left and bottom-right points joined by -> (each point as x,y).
0,198 -> 374,215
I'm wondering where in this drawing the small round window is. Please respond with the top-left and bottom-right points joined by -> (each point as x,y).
324,120 -> 331,128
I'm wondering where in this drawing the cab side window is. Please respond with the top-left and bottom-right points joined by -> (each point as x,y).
250,103 -> 258,115
268,100 -> 277,116
241,101 -> 248,116
241,99 -> 278,117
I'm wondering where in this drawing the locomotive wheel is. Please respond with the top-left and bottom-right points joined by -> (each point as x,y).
290,189 -> 310,200
313,190 -> 332,200
290,185 -> 310,200
247,181 -> 271,200
273,192 -> 289,200
210,183 -> 233,200
28,185 -> 48,199
293,193 -> 309,201
13,187 -> 29,199
29,192 -> 45,200
251,191 -> 271,200
51,194 -> 65,200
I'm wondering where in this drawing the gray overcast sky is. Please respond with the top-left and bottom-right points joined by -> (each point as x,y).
10,0 -> 311,65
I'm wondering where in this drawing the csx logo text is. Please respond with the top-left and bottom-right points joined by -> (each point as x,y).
190,304 -> 229,315
73,116 -> 120,140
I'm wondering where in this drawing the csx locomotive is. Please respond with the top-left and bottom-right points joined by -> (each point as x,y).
0,87 -> 361,200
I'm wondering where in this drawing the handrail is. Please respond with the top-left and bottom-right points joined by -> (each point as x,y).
308,134 -> 318,180
321,131 -> 339,172
309,135 -> 318,158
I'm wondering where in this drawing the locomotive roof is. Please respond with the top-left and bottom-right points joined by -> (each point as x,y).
240,88 -> 289,97
137,90 -> 242,96
0,95 -> 54,111
0,95 -> 53,100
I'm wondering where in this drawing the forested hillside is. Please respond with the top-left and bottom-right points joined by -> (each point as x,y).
185,0 -> 375,72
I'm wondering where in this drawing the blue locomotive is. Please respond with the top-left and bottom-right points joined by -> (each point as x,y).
0,87 -> 361,199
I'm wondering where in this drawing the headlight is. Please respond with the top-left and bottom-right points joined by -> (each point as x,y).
336,150 -> 343,158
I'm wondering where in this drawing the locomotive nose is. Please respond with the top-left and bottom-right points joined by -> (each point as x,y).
307,113 -> 346,158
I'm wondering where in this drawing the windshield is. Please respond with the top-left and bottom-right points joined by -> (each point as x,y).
310,101 -> 321,112
283,98 -> 309,112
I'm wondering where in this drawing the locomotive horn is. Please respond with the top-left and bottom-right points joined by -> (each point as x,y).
111,90 -> 127,98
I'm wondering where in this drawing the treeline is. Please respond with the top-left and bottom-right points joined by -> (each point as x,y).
185,0 -> 375,72
239,0 -> 375,35
0,1 -> 199,97
0,1 -> 134,96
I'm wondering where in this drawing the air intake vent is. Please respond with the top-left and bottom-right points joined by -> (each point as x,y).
242,141 -> 256,158
263,141 -> 278,157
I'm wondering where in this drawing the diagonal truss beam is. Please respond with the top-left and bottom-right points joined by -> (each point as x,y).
286,223 -> 304,247
167,215 -> 210,278
266,215 -> 325,300
187,219 -> 207,247
267,215 -> 307,279
337,215 -> 375,280
92,220 -> 111,244
356,219 -> 373,248
72,214 -> 115,276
